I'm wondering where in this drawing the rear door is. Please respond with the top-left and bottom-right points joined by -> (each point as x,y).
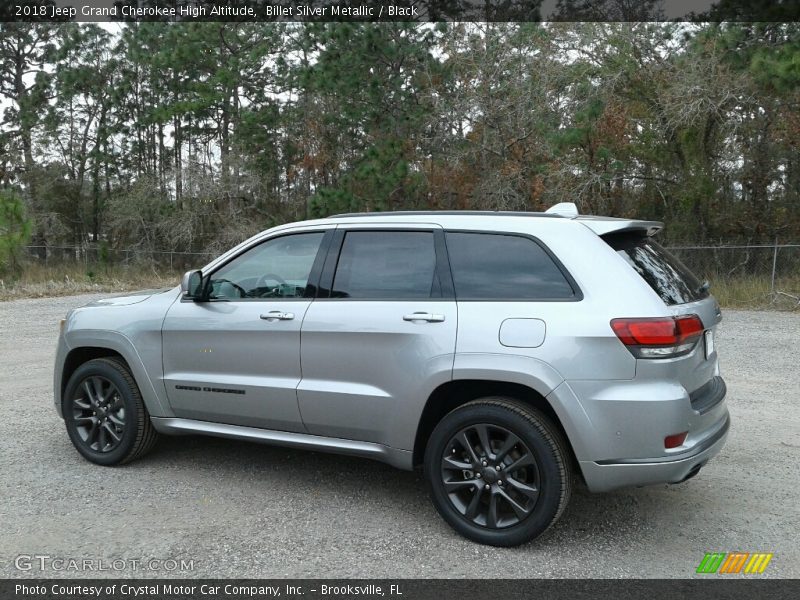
297,225 -> 457,449
444,230 -> 584,380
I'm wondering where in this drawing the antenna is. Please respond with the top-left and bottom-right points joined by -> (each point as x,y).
545,202 -> 579,218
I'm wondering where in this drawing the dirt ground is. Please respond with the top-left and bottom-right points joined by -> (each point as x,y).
1,294 -> 798,578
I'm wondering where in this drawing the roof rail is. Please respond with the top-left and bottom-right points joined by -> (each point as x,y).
329,210 -> 565,219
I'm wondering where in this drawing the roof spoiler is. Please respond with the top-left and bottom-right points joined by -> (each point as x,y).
590,221 -> 664,237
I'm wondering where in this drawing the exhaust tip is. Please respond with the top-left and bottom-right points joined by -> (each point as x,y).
673,461 -> 707,485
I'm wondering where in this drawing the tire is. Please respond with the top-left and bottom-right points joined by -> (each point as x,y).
62,357 -> 159,466
424,397 -> 572,546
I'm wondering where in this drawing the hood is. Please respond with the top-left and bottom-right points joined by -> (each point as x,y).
85,288 -> 173,307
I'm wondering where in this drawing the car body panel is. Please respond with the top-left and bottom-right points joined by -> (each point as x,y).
55,288 -> 181,418
161,298 -> 312,432
297,298 -> 457,449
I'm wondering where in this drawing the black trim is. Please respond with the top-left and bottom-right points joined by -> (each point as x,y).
317,228 -> 345,298
441,229 -> 584,302
434,229 -> 455,299
690,376 -> 727,415
175,385 -> 246,396
303,229 -> 335,299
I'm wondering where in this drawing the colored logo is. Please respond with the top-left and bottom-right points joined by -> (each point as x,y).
696,552 -> 773,574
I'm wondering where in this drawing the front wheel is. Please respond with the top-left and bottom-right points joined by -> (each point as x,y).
62,357 -> 159,465
424,397 -> 572,546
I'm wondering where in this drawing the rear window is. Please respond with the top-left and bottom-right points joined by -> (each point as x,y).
604,233 -> 709,306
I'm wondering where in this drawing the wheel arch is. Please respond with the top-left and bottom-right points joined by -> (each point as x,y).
61,347 -> 126,403
58,331 -> 172,419
412,379 -> 580,474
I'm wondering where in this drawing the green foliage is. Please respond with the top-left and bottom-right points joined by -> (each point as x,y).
0,190 -> 32,277
704,24 -> 800,92
1,21 -> 799,262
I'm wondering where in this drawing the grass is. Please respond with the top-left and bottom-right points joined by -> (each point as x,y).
708,274 -> 800,310
1,264 -> 799,310
0,263 -> 182,301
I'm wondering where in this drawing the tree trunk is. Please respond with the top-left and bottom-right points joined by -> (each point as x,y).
175,118 -> 183,209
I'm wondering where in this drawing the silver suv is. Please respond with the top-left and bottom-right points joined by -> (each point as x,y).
54,204 -> 729,546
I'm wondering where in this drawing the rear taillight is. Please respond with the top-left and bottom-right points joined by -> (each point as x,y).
610,315 -> 704,358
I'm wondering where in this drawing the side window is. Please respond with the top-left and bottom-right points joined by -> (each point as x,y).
445,232 -> 576,300
209,232 -> 324,299
331,231 -> 439,299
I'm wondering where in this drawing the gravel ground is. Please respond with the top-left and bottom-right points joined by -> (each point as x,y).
1,294 -> 798,579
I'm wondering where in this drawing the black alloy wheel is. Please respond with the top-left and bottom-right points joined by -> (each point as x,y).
71,375 -> 126,453
425,397 -> 572,546
62,357 -> 159,465
441,423 -> 541,529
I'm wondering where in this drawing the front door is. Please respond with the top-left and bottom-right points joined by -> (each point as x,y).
162,230 -> 328,432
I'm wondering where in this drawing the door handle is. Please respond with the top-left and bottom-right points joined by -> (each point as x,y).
403,312 -> 445,323
260,311 -> 294,321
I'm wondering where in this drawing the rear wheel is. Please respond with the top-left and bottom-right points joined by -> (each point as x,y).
424,397 -> 572,546
62,357 -> 159,465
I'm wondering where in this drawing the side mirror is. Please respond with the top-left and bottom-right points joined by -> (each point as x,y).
181,270 -> 204,300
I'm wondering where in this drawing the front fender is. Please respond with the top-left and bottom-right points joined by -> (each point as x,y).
58,329 -> 173,418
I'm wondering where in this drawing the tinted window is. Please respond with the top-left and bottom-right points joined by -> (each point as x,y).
209,232 -> 324,299
604,233 -> 709,306
332,231 -> 439,299
445,232 -> 576,300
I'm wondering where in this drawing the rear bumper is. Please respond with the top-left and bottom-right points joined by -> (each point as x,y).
546,373 -> 730,493
579,413 -> 730,492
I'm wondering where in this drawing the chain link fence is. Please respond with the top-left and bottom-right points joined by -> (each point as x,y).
669,243 -> 800,308
23,246 -> 215,272
21,242 -> 800,308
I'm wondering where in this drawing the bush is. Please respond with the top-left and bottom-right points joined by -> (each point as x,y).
0,190 -> 32,278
